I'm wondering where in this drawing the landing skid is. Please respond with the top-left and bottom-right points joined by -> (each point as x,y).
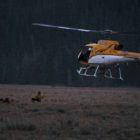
77,65 -> 124,80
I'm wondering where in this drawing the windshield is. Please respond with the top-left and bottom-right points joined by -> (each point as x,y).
82,47 -> 91,54
78,46 -> 92,62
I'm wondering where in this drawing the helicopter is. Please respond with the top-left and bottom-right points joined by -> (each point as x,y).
32,23 -> 140,80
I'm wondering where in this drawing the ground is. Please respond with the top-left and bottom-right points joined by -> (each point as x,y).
0,85 -> 140,140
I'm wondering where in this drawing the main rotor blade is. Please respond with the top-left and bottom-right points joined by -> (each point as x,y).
32,23 -> 118,34
32,23 -> 140,35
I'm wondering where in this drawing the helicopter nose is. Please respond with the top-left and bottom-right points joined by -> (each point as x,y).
78,52 -> 88,63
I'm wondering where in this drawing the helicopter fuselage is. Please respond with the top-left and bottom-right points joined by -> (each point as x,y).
88,55 -> 135,65
78,40 -> 140,66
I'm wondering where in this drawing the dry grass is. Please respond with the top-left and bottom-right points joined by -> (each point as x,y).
0,85 -> 140,140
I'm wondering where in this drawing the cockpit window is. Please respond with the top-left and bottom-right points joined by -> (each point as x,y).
81,47 -> 92,54
88,48 -> 92,51
78,46 -> 92,62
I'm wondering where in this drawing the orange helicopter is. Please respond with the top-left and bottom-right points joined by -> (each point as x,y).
32,23 -> 140,80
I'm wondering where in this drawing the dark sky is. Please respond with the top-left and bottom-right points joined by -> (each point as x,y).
0,0 -> 140,86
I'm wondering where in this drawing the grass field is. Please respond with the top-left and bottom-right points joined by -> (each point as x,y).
0,85 -> 140,140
